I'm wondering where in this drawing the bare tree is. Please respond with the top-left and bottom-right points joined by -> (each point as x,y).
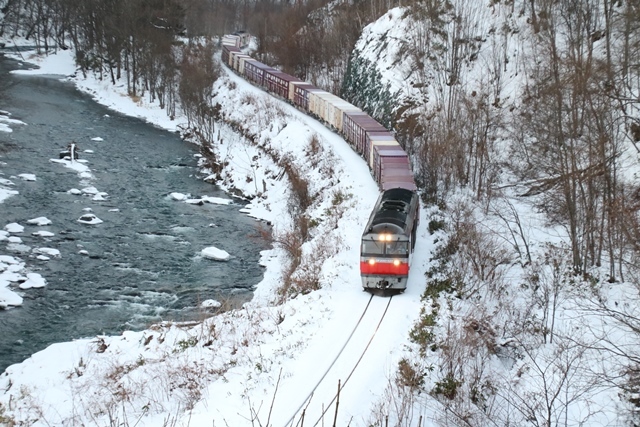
497,338 -> 602,427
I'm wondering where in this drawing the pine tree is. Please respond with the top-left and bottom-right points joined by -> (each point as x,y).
341,50 -> 396,130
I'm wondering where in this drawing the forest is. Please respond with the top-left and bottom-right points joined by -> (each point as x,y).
2,0 -> 640,425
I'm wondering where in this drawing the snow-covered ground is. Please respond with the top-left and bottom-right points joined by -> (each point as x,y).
0,35 -> 435,426
3,2 -> 639,425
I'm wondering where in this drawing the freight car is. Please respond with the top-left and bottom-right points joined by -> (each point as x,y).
220,34 -> 419,294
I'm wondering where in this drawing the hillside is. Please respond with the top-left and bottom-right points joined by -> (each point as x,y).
344,2 -> 640,426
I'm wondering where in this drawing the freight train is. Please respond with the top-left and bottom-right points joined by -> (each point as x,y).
221,32 -> 419,294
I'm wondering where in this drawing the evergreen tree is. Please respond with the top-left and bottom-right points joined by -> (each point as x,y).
341,50 -> 396,129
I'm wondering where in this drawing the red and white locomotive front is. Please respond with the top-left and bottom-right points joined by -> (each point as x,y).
360,188 -> 419,293
360,226 -> 411,291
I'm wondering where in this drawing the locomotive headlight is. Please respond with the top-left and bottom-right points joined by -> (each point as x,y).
393,259 -> 400,266
369,258 -> 376,265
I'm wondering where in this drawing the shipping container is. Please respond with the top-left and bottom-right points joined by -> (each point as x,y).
222,44 -> 241,67
308,89 -> 332,120
380,167 -> 413,185
367,138 -> 401,169
290,82 -> 318,110
373,147 -> 409,182
238,55 -> 253,75
380,177 -> 417,191
328,99 -> 361,132
265,69 -> 301,100
314,93 -> 358,130
233,53 -> 251,72
366,133 -> 398,166
343,113 -> 388,153
222,35 -> 241,48
243,59 -> 274,87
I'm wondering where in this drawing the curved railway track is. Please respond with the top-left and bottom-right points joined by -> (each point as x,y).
283,294 -> 394,427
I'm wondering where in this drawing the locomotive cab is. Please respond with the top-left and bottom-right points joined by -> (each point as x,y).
360,188 -> 419,294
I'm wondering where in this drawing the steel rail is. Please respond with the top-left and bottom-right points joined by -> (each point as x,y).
310,295 -> 394,427
283,293 -> 375,427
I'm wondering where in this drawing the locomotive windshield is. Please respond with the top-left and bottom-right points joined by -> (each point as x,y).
361,239 -> 408,256
362,240 -> 384,254
386,241 -> 409,255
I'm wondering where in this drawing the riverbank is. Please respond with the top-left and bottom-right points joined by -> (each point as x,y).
0,51 -> 271,371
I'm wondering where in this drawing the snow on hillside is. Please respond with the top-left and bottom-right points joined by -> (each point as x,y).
351,3 -> 640,426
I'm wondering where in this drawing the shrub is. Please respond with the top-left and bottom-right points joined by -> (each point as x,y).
428,218 -> 446,234
432,375 -> 461,400
0,403 -> 15,426
396,358 -> 427,390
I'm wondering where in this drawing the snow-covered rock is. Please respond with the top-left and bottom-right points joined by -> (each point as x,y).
77,214 -> 103,225
27,216 -> 52,226
81,186 -> 99,195
201,299 -> 222,309
201,195 -> 233,205
169,192 -> 189,201
201,246 -> 230,261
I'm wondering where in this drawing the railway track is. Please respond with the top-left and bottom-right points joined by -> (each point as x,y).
283,294 -> 394,427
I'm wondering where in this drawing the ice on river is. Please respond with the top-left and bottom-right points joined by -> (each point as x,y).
201,195 -> 233,205
170,192 -> 233,205
0,187 -> 18,203
32,231 -> 55,238
0,111 -> 26,133
18,273 -> 46,289
33,248 -> 60,258
201,246 -> 230,261
27,217 -> 52,226
0,255 -> 26,308
17,174 -> 36,181
4,223 -> 24,233
50,158 -> 93,179
78,187 -> 108,200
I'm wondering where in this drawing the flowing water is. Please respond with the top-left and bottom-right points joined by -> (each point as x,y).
0,53 -> 269,372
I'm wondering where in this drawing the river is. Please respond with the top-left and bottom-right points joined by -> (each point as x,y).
0,53 -> 268,372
